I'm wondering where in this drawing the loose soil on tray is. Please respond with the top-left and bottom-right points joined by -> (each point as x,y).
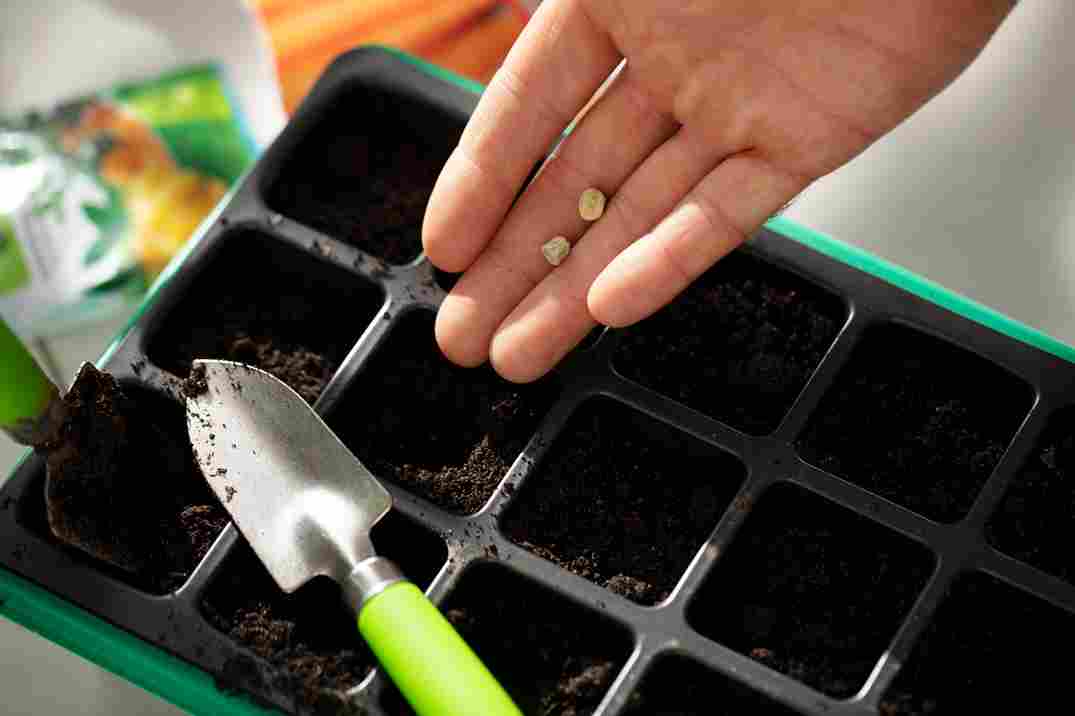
203,512 -> 445,712
612,250 -> 844,435
987,406 -> 1075,585
880,572 -> 1074,714
40,365 -> 226,592
502,397 -> 745,606
325,311 -> 556,515
224,333 -> 335,405
382,563 -> 629,716
689,483 -> 933,698
147,230 -> 381,398
796,323 -> 1031,523
622,655 -> 801,716
266,88 -> 462,265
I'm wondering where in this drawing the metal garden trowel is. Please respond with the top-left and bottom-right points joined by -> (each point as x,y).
184,359 -> 521,716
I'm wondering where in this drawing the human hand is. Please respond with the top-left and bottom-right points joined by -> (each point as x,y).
423,0 -> 1014,382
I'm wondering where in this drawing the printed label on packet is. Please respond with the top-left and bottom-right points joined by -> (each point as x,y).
0,64 -> 256,339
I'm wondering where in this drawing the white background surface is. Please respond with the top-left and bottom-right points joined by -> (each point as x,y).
1,1 -> 1073,714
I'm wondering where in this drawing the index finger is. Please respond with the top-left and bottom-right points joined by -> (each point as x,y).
422,0 -> 621,272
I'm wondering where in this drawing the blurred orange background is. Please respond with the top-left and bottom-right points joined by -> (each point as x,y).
249,0 -> 528,113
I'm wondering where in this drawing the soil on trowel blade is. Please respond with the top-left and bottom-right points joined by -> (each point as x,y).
44,364 -> 226,592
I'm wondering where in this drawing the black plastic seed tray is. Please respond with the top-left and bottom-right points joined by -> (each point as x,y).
3,47 -> 1075,716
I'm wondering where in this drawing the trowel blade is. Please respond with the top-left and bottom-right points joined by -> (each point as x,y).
185,360 -> 390,592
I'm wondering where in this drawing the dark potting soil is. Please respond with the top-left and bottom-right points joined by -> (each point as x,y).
147,230 -> 380,396
382,563 -> 629,716
622,655 -> 801,716
325,311 -> 556,515
689,483 -> 933,698
503,398 -> 745,606
203,512 -> 445,711
612,250 -> 844,435
880,572 -> 1074,714
42,364 -> 226,592
796,323 -> 1032,523
987,406 -> 1075,585
225,334 -> 335,405
267,88 -> 462,265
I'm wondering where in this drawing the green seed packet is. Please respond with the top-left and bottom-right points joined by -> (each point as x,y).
0,64 -> 257,338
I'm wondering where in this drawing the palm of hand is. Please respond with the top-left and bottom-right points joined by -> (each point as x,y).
423,0 -> 1012,382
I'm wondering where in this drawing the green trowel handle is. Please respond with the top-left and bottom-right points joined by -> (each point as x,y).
357,581 -> 522,716
0,317 -> 56,436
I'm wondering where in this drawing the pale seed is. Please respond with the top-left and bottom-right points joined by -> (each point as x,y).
542,236 -> 571,266
579,188 -> 606,222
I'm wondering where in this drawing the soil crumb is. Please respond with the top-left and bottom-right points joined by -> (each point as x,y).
182,364 -> 209,398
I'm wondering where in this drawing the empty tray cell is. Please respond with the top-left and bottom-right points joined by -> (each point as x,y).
147,230 -> 382,404
17,378 -> 225,594
796,323 -> 1032,523
612,250 -> 844,435
266,85 -> 462,264
623,654 -> 801,715
502,397 -> 745,605
202,511 -> 445,711
325,310 -> 556,514
382,562 -> 631,716
880,572 -> 1075,714
689,483 -> 933,698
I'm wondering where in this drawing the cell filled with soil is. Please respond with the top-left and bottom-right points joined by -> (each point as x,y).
796,323 -> 1032,523
622,654 -> 801,715
20,373 -> 226,593
688,483 -> 933,698
201,512 -> 445,710
880,572 -> 1075,714
381,563 -> 631,716
147,230 -> 382,403
266,85 -> 462,264
502,397 -> 745,605
612,250 -> 844,435
325,310 -> 556,515
987,406 -> 1075,584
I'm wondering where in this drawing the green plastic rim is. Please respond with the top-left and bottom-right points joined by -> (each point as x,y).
765,214 -> 1075,366
2,47 -> 1073,716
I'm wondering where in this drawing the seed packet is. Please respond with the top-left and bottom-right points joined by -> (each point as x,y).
0,64 -> 256,338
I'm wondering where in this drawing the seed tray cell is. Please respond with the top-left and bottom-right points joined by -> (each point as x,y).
146,229 -> 384,405
987,405 -> 1075,585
